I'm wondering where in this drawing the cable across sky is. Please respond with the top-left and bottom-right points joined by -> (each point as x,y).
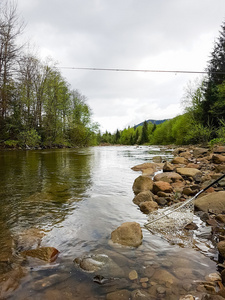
59,66 -> 225,75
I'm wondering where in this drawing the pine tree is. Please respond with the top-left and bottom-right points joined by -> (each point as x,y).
201,22 -> 225,127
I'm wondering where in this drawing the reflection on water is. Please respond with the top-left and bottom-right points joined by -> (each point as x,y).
0,146 -> 219,299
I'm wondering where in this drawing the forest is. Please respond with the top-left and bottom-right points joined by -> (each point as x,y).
101,22 -> 225,147
0,1 -> 99,149
0,1 -> 225,148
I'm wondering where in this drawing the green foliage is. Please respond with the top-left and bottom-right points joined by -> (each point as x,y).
18,129 -> 41,147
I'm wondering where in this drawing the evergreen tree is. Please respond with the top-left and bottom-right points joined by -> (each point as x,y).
201,22 -> 225,127
140,121 -> 149,144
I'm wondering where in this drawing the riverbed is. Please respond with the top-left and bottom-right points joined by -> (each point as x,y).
0,146 -> 220,299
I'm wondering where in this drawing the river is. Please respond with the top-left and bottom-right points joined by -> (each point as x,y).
0,146 -> 219,299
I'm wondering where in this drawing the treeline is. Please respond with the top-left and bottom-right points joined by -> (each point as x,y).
0,1 -> 98,148
101,21 -> 225,146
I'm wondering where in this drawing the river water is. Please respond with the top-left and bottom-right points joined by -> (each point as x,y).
0,146 -> 219,299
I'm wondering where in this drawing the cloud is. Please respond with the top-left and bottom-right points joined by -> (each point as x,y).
17,0 -> 225,132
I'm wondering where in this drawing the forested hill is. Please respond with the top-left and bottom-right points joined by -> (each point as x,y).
134,119 -> 168,128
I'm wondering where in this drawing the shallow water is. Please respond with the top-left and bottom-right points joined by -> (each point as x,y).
0,146 -> 219,299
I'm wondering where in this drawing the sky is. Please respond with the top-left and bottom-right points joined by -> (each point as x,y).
16,0 -> 225,133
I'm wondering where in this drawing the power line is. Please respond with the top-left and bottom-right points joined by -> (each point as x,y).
59,66 -> 225,75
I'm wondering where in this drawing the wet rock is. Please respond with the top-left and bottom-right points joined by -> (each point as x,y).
163,161 -> 175,172
133,191 -> 154,205
132,176 -> 153,195
154,197 -> 167,206
205,272 -> 221,282
131,289 -> 151,299
153,181 -> 173,194
21,247 -> 59,262
152,156 -> 162,163
176,167 -> 202,178
171,157 -> 188,165
111,222 -> 143,247
184,222 -> 198,230
143,265 -> 155,277
32,274 -> 62,291
74,254 -> 124,277
152,269 -> 177,284
179,295 -> 195,300
194,191 -> 225,213
131,163 -> 162,172
154,172 -> 183,183
14,228 -> 45,251
139,201 -> 158,214
129,270 -> 138,280
216,214 -> 225,223
217,241 -> 225,259
106,289 -> 130,300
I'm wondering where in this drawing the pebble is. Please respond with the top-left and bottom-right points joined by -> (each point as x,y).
128,270 -> 138,280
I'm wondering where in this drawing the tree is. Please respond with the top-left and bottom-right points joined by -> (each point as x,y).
201,22 -> 225,127
140,120 -> 149,144
0,0 -> 24,119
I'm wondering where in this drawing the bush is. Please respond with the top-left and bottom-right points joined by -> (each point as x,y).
18,129 -> 41,147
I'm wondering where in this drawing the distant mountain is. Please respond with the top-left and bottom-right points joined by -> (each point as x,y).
134,119 -> 168,129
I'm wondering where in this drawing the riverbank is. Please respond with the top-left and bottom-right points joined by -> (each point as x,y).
130,144 -> 225,299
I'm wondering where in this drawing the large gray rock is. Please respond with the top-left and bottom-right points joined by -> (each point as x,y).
132,176 -> 153,195
111,222 -> 143,247
194,191 -> 225,213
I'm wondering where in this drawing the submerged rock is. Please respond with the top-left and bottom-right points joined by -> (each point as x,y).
21,247 -> 59,262
110,222 -> 143,247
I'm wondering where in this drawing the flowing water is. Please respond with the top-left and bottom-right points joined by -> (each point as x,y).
0,146 -> 219,299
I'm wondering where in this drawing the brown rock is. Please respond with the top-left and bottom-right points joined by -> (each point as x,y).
213,146 -> 225,154
171,157 -> 188,165
163,161 -> 175,172
129,270 -> 138,280
176,167 -> 201,178
154,172 -> 183,183
193,147 -> 209,157
21,247 -> 59,262
153,181 -> 173,194
142,168 -> 155,176
212,154 -> 225,164
139,201 -> 158,214
111,222 -> 143,247
131,163 -> 161,172
106,289 -> 130,300
194,191 -> 225,213
133,191 -> 154,205
218,241 -> 225,259
132,176 -> 153,195
152,269 -> 177,284
216,214 -> 225,223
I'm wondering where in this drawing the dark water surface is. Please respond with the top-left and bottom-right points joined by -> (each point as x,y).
0,146 -> 218,299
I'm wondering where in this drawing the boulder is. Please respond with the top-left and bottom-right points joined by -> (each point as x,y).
133,190 -> 154,205
154,172 -> 183,183
213,145 -> 225,154
21,247 -> 59,262
193,147 -> 209,157
141,168 -> 155,176
217,241 -> 225,259
194,191 -> 225,213
212,154 -> 225,164
139,201 -> 158,214
132,176 -> 153,195
111,222 -> 143,247
131,163 -> 160,172
176,168 -> 201,178
171,157 -> 188,165
153,181 -> 173,194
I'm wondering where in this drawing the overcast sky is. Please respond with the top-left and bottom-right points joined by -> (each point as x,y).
17,0 -> 225,133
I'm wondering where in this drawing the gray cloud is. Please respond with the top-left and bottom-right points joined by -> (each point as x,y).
17,0 -> 225,132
